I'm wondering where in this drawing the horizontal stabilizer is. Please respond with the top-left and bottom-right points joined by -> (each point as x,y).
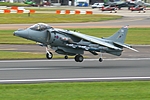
114,42 -> 139,52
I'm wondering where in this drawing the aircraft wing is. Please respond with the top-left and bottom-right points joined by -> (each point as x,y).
114,42 -> 139,52
55,29 -> 122,50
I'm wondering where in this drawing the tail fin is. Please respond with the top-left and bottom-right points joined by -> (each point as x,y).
106,25 -> 128,43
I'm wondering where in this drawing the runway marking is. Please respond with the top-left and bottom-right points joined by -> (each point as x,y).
0,77 -> 150,83
0,58 -> 150,63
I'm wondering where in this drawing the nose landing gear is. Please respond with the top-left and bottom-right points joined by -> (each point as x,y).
46,46 -> 53,59
46,51 -> 53,59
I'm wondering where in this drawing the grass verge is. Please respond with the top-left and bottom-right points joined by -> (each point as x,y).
0,81 -> 150,100
0,2 -> 28,7
0,13 -> 121,24
0,50 -> 71,60
0,50 -> 45,59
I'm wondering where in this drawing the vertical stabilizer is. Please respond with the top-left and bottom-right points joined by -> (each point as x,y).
106,25 -> 128,43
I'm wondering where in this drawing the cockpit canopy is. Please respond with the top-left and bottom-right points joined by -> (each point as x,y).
29,23 -> 52,31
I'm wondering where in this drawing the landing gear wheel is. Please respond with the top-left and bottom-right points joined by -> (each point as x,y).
75,55 -> 84,62
64,55 -> 68,59
99,58 -> 103,62
46,52 -> 53,59
75,55 -> 78,62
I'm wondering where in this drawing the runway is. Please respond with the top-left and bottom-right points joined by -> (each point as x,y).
0,59 -> 150,83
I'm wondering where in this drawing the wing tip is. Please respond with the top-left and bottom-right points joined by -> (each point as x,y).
131,47 -> 139,52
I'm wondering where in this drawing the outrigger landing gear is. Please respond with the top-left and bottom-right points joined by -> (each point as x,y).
74,54 -> 84,62
64,55 -> 68,59
99,53 -> 103,62
99,58 -> 103,62
46,46 -> 53,59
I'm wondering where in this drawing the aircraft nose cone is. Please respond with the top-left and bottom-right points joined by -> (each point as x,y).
13,29 -> 29,39
13,31 -> 17,36
13,31 -> 20,37
13,31 -> 18,36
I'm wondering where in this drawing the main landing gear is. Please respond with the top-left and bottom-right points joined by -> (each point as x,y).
74,54 -> 84,62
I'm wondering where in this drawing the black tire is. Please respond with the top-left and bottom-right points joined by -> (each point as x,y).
75,55 -> 79,62
75,55 -> 84,62
64,55 -> 68,59
99,58 -> 103,62
46,52 -> 53,59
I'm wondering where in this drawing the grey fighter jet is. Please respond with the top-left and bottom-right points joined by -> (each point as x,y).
13,23 -> 138,62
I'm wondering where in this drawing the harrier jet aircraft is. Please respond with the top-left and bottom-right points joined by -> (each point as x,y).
13,23 -> 138,62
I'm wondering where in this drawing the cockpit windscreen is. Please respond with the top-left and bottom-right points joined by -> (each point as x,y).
29,23 -> 52,31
